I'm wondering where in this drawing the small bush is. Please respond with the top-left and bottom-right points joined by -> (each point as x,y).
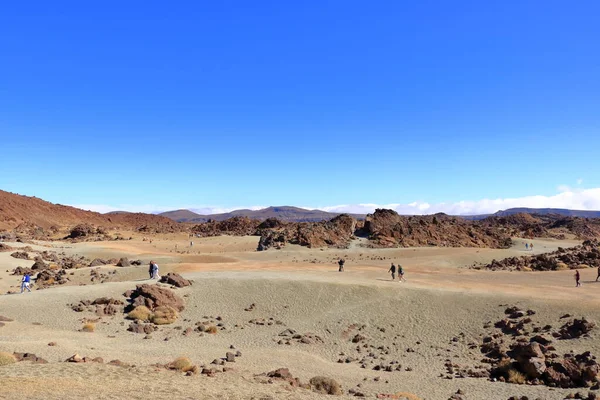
555,262 -> 569,270
168,356 -> 194,372
507,368 -> 526,384
82,323 -> 95,332
309,376 -> 342,395
0,352 -> 16,366
206,325 -> 218,334
127,306 -> 153,321
150,306 -> 178,325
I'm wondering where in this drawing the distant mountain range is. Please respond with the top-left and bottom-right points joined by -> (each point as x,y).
158,206 -> 367,223
158,206 -> 600,223
461,208 -> 600,220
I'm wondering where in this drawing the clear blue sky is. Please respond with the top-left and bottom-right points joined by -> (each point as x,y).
1,1 -> 599,213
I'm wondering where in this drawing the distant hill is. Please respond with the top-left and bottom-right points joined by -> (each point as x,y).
159,206 -> 366,223
158,209 -> 204,221
0,190 -> 183,233
462,208 -> 600,220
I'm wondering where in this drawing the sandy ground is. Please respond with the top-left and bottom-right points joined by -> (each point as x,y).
1,235 -> 599,400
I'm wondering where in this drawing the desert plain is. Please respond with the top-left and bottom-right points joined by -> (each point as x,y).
1,232 -> 599,400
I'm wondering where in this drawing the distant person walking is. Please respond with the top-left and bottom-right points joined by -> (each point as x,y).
525,243 -> 529,251
190,241 -> 194,247
148,261 -> 154,279
530,243 -> 534,251
575,270 -> 581,287
21,273 -> 31,293
151,262 -> 160,280
398,264 -> 406,282
388,263 -> 396,280
596,266 -> 600,282
338,259 -> 345,272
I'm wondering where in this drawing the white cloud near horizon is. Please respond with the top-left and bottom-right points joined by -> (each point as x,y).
71,187 -> 600,216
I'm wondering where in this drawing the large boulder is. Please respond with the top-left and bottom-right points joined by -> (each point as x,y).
30,258 -> 48,271
89,258 -> 106,267
126,284 -> 185,312
116,258 -> 130,267
10,251 -> 29,260
522,357 -> 547,378
159,273 -> 192,288
68,224 -> 95,239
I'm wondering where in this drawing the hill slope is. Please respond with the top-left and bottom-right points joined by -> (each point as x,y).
0,190 -> 182,233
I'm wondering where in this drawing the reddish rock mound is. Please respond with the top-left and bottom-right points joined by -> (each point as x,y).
125,284 -> 185,312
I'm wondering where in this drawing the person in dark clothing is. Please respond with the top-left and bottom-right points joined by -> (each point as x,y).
398,265 -> 406,282
148,261 -> 154,280
388,263 -> 396,280
575,269 -> 581,287
596,266 -> 600,282
338,259 -> 345,272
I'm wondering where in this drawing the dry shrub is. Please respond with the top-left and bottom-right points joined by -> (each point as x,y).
49,264 -> 60,270
127,306 -> 153,321
45,277 -> 55,285
151,306 -> 178,325
580,264 -> 591,269
206,325 -> 218,334
168,356 -> 194,372
507,368 -> 526,384
0,352 -> 16,366
82,322 -> 95,332
555,262 -> 569,270
309,376 -> 342,395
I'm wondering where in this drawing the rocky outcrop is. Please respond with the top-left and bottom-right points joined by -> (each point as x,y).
555,318 -> 595,340
191,217 -> 260,237
362,209 -> 513,248
35,269 -> 68,287
475,240 -> 600,271
471,306 -> 600,388
257,214 -> 357,251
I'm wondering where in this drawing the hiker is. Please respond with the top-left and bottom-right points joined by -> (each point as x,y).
190,241 -> 194,247
148,261 -> 154,279
338,259 -> 345,272
398,264 -> 406,282
530,243 -> 534,251
21,273 -> 31,293
152,262 -> 160,280
388,263 -> 396,280
525,243 -> 529,251
596,266 -> 600,282
575,269 -> 581,287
